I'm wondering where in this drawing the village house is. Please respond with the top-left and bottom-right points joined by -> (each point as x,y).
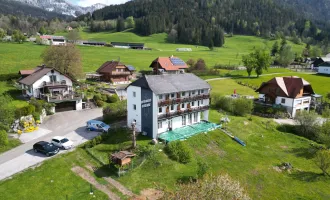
18,66 -> 82,112
126,73 -> 211,139
256,76 -> 316,117
313,57 -> 330,74
150,56 -> 189,74
96,61 -> 135,85
66,26 -> 73,31
40,35 -> 66,46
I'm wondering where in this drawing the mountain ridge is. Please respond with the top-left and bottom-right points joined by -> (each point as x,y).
11,0 -> 106,17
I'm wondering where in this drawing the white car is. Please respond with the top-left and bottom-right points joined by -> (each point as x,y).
51,136 -> 73,150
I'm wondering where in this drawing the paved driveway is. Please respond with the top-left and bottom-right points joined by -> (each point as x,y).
0,108 -> 103,181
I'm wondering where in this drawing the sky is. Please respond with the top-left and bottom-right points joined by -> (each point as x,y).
68,0 -> 130,7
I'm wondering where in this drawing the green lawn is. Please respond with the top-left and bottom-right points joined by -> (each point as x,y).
0,139 -> 21,154
208,79 -> 257,96
0,33 -> 305,74
0,149 -> 109,200
1,79 -> 330,199
235,73 -> 330,97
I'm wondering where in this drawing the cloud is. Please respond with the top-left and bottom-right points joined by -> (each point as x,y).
75,0 -> 130,7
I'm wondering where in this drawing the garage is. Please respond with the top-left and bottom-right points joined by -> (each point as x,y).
55,101 -> 76,112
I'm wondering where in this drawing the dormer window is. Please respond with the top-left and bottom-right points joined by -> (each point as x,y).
49,75 -> 56,82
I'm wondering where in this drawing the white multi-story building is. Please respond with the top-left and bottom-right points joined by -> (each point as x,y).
256,76 -> 315,117
127,73 -> 211,139
18,66 -> 82,111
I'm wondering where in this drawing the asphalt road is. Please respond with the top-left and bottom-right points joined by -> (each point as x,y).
0,108 -> 104,181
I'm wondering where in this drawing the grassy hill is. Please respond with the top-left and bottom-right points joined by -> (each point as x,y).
0,32 -> 305,74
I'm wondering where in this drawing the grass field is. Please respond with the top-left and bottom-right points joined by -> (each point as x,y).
1,112 -> 330,200
0,33 -> 305,73
235,73 -> 330,97
0,139 -> 21,154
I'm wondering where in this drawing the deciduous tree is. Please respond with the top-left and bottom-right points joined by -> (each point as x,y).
314,150 -> 330,176
162,174 -> 250,200
41,44 -> 83,79
277,45 -> 295,67
242,54 -> 257,77
67,30 -> 81,44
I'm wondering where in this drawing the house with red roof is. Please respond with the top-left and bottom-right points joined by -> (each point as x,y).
150,56 -> 188,74
256,76 -> 317,117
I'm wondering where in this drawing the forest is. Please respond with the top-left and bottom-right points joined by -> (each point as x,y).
76,0 -> 330,47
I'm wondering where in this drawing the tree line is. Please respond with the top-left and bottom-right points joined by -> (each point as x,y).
76,0 -> 330,47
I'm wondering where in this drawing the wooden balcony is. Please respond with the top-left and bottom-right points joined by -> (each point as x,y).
158,94 -> 210,106
158,105 -> 209,120
111,71 -> 131,76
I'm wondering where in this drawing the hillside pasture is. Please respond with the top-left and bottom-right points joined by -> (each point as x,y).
0,33 -> 305,73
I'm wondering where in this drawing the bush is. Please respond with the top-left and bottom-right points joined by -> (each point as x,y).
107,94 -> 119,103
322,106 -> 330,118
197,160 -> 209,178
93,93 -> 102,101
101,94 -> 108,102
232,98 -> 254,116
15,105 -> 36,118
96,100 -> 105,107
29,98 -> 45,113
213,95 -> 233,112
43,102 -> 55,115
0,130 -> 8,146
32,112 -> 41,121
314,150 -> 330,176
165,141 -> 192,164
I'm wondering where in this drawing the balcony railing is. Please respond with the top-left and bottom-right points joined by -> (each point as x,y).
158,105 -> 209,120
158,94 -> 210,106
111,71 -> 131,75
44,81 -> 67,87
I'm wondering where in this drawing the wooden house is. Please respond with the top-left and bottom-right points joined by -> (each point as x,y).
96,61 -> 134,84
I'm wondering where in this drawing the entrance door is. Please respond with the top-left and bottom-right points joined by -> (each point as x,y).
188,114 -> 192,124
168,119 -> 172,130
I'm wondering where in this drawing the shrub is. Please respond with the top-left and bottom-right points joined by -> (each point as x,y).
101,94 -> 108,102
32,112 -> 41,121
232,98 -> 254,116
96,100 -> 105,107
314,150 -> 330,176
213,95 -> 233,112
322,106 -> 330,118
29,98 -> 45,113
107,94 -> 119,103
197,160 -> 209,178
43,102 -> 55,115
165,141 -> 192,164
93,93 -> 102,101
0,130 -> 8,146
15,105 -> 36,118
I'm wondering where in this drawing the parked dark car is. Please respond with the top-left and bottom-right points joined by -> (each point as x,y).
33,141 -> 59,156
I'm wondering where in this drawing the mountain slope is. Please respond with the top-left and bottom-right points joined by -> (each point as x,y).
276,0 -> 330,21
11,0 -> 106,17
0,0 -> 69,19
87,0 -> 329,46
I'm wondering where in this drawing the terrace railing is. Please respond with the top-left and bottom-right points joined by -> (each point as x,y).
111,71 -> 131,75
158,94 -> 210,106
158,105 -> 209,120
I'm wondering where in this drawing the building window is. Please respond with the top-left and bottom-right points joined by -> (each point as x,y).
158,121 -> 162,129
182,115 -> 186,126
171,105 -> 174,111
201,99 -> 204,105
194,113 -> 198,122
200,89 -> 204,94
171,93 -> 175,98
159,107 -> 162,113
192,101 -> 195,107
182,92 -> 185,97
49,75 -> 57,82
281,98 -> 286,104
133,104 -> 136,110
133,91 -> 136,97
159,95 -> 163,99
192,90 -> 195,95
181,103 -> 185,109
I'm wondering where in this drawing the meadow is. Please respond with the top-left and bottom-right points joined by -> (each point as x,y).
0,32 -> 305,74
1,32 -> 330,199
1,111 -> 330,200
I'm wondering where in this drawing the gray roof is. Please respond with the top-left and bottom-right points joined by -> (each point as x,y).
19,67 -> 53,85
127,65 -> 135,71
129,73 -> 211,94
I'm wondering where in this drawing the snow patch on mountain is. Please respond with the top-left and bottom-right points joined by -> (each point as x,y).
12,0 -> 106,17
